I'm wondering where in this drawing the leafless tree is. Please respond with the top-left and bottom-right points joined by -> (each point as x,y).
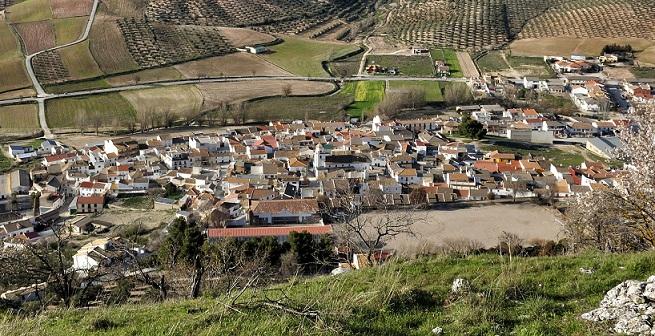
75,111 -> 87,134
444,83 -> 473,106
565,104 -> 655,252
281,84 -> 293,97
329,190 -> 418,265
498,231 -> 523,264
160,109 -> 177,128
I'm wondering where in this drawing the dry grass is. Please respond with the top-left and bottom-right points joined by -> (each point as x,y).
99,0 -> 147,18
4,0 -> 52,23
88,18 -> 138,74
216,27 -> 276,47
58,41 -> 103,79
174,53 -> 291,78
197,80 -> 336,108
0,57 -> 31,93
510,37 -> 655,57
120,85 -> 204,116
14,20 -> 56,54
0,88 -> 35,99
0,104 -> 39,130
105,67 -> 183,86
46,93 -> 136,129
0,20 -> 21,59
50,0 -> 93,18
53,16 -> 87,44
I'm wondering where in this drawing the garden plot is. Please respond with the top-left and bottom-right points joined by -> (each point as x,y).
366,55 -> 434,77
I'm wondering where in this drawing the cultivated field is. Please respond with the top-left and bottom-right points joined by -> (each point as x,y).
263,37 -> 360,77
100,0 -> 147,18
197,80 -> 336,107
50,0 -> 93,18
53,16 -> 88,44
510,37 -> 655,58
174,53 -> 291,78
367,55 -> 434,77
88,18 -> 139,74
58,41 -> 103,80
120,85 -> 204,116
0,58 -> 31,93
328,52 -> 363,77
0,88 -> 35,100
0,104 -> 40,131
216,27 -> 276,47
380,203 -> 563,252
387,81 -> 443,102
4,0 -> 52,23
340,81 -> 385,118
105,67 -> 183,86
14,20 -> 56,54
245,95 -> 352,121
46,93 -> 136,129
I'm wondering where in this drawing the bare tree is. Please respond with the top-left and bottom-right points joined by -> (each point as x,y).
160,109 -> 177,128
444,83 -> 473,106
281,84 -> 293,97
330,191 -> 418,264
75,111 -> 87,134
565,104 -> 655,252
498,231 -> 523,264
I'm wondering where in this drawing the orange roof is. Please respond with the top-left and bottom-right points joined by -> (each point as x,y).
207,225 -> 332,238
77,195 -> 105,205
251,199 -> 319,215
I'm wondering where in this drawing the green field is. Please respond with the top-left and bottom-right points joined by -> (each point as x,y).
264,37 -> 361,77
476,51 -> 509,72
58,42 -> 104,80
631,67 -> 655,78
366,55 -> 434,77
340,81 -> 385,118
0,22 -> 31,93
53,16 -> 88,44
430,49 -> 463,78
480,139 -> 592,167
6,252 -> 655,335
45,78 -> 111,94
387,81 -> 443,102
246,95 -> 353,121
46,93 -> 136,129
328,52 -> 364,77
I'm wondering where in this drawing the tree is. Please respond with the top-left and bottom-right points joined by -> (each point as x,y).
159,218 -> 206,298
458,115 -> 486,139
375,89 -> 426,118
565,104 -> 655,252
75,111 -> 87,134
32,192 -> 41,217
160,109 -> 177,128
331,191 -> 418,265
281,84 -> 292,97
444,83 -> 473,106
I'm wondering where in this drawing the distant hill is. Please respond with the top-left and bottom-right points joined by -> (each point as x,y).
3,252 -> 655,335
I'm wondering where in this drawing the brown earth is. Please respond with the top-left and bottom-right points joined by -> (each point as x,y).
88,17 -> 139,74
51,0 -> 93,18
197,80 -> 336,108
217,27 -> 276,48
174,53 -> 291,78
14,20 -> 55,54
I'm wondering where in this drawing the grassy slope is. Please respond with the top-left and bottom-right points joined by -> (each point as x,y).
263,37 -> 360,77
388,81 -> 443,102
480,139 -> 591,167
476,51 -> 508,72
246,95 -> 352,121
5,0 -> 53,23
58,41 -> 104,79
46,93 -> 136,128
5,252 -> 655,335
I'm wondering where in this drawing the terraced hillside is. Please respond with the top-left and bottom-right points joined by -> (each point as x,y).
386,0 -> 655,51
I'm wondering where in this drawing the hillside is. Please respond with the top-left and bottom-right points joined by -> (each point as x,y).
4,252 -> 655,335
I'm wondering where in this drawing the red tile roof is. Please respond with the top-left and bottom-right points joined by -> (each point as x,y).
207,225 -> 332,238
77,195 -> 105,205
251,199 -> 319,215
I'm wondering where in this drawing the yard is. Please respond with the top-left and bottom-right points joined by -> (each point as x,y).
366,55 -> 434,77
340,81 -> 385,119
430,48 -> 463,78
263,37 -> 360,77
387,81 -> 443,102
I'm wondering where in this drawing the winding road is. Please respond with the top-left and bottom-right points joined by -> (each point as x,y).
3,0 -> 466,139
20,0 -> 100,138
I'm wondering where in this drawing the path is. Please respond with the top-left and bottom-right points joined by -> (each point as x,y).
20,0 -> 100,138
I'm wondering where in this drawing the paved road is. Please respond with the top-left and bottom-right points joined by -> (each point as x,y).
20,0 -> 100,138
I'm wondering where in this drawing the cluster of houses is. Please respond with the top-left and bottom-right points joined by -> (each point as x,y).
0,115 -> 626,246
